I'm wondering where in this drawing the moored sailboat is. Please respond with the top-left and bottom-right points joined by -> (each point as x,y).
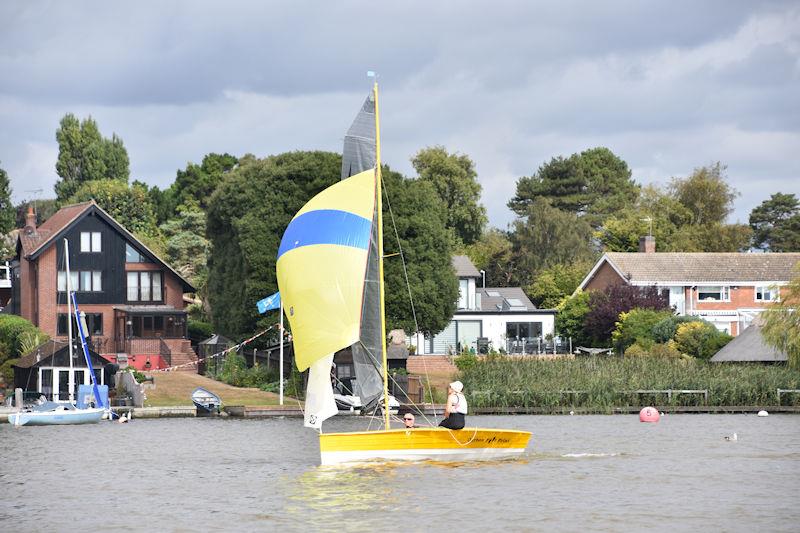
276,78 -> 531,464
9,239 -> 105,427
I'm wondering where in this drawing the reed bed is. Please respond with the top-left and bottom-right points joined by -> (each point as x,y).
460,357 -> 800,410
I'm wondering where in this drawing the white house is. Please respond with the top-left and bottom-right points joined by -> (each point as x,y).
413,256 -> 556,355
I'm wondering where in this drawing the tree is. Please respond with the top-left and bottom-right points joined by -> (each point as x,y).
0,162 -> 15,238
556,290 -> 592,346
463,228 -> 515,286
54,114 -> 130,201
206,151 -> 458,338
412,146 -> 487,245
762,266 -> 800,369
584,284 -> 670,346
668,162 -> 737,226
160,202 -> 210,284
68,179 -> 164,255
510,197 -> 596,287
508,147 -> 639,229
526,261 -> 593,309
749,193 -> 800,252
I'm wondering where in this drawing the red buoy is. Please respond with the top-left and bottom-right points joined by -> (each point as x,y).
639,406 -> 660,423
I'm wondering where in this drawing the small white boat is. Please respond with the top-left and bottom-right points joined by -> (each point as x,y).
192,387 -> 221,413
9,402 -> 105,427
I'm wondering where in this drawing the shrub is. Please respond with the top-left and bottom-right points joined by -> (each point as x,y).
612,309 -> 674,354
673,322 -> 733,360
188,319 -> 214,346
454,353 -> 479,372
623,343 -> 650,358
0,315 -> 50,361
556,290 -> 592,346
652,315 -> 703,343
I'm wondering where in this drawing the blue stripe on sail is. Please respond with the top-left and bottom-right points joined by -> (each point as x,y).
278,209 -> 371,259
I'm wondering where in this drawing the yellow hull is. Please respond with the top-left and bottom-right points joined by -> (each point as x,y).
319,427 -> 531,465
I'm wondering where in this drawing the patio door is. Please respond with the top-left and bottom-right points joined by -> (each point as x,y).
54,369 -> 86,401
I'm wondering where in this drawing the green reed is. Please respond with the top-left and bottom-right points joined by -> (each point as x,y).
460,357 -> 800,409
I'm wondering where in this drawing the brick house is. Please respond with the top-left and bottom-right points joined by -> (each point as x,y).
10,201 -> 197,371
578,236 -> 800,336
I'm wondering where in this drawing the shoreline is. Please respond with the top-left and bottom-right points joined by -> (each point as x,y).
2,404 -> 798,423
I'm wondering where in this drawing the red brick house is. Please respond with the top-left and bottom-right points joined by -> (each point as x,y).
578,237 -> 800,336
10,201 -> 197,370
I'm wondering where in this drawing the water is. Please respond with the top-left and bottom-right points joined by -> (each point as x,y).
2,414 -> 799,532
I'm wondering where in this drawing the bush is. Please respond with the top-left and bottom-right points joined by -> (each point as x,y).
188,319 -> 214,346
624,342 -> 684,359
0,315 -> 50,361
673,322 -> 733,360
612,309 -> 674,354
652,315 -> 703,343
454,353 -> 479,372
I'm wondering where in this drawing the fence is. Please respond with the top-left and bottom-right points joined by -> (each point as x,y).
504,337 -> 573,355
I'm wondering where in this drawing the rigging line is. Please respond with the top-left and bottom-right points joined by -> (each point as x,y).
446,426 -> 479,447
381,174 -> 438,422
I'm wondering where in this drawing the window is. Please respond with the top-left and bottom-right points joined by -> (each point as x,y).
126,243 -> 146,263
58,271 -> 101,292
127,271 -> 163,302
458,279 -> 469,309
80,232 -> 101,252
57,313 -> 102,336
697,286 -> 730,301
755,285 -> 779,302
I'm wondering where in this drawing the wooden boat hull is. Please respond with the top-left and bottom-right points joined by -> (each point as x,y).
9,407 -> 105,427
319,427 -> 531,465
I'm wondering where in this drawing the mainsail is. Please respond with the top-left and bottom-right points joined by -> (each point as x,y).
340,92 -> 385,409
276,169 -> 377,428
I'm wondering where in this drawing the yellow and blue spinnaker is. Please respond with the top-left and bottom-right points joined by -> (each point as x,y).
276,169 -> 376,371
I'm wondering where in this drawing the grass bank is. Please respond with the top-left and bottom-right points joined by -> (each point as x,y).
142,372 -> 291,407
459,357 -> 800,410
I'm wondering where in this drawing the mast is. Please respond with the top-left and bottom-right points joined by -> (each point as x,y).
64,238 -> 74,404
374,80 -> 390,428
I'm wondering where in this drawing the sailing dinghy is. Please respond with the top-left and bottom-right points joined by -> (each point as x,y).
9,239 -> 105,427
276,79 -> 531,465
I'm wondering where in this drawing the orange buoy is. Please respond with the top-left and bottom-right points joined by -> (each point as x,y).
639,406 -> 660,423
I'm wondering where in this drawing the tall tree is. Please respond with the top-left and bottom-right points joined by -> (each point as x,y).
54,114 -> 130,201
508,147 -> 639,229
510,197 -> 596,287
668,162 -> 737,226
68,179 -> 163,255
464,228 -> 516,287
0,162 -> 15,235
749,193 -> 800,252
206,151 -> 457,338
526,261 -> 593,309
411,146 -> 487,246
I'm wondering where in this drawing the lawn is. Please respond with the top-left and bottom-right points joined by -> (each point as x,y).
141,371 -> 297,407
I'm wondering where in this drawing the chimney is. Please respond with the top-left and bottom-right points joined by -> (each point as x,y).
24,205 -> 37,235
638,235 -> 655,253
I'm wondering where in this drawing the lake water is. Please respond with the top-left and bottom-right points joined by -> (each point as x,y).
1,414 -> 799,532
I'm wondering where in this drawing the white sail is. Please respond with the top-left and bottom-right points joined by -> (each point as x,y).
303,354 -> 339,429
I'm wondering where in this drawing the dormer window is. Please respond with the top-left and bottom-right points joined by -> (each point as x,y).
80,232 -> 101,252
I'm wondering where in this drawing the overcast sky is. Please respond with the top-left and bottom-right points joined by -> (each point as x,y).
1,1 -> 798,229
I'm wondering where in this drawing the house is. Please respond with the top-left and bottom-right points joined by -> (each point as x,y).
578,236 -> 800,336
412,256 -> 556,355
10,201 -> 197,377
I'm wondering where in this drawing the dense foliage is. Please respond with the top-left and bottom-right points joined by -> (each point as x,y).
412,146 -> 487,246
749,193 -> 800,252
0,315 -> 50,385
584,284 -> 670,345
508,147 -> 639,229
459,356 -> 800,409
206,151 -> 458,339
54,114 -> 129,202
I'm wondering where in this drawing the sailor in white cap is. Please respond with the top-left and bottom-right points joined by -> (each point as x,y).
438,380 -> 468,430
